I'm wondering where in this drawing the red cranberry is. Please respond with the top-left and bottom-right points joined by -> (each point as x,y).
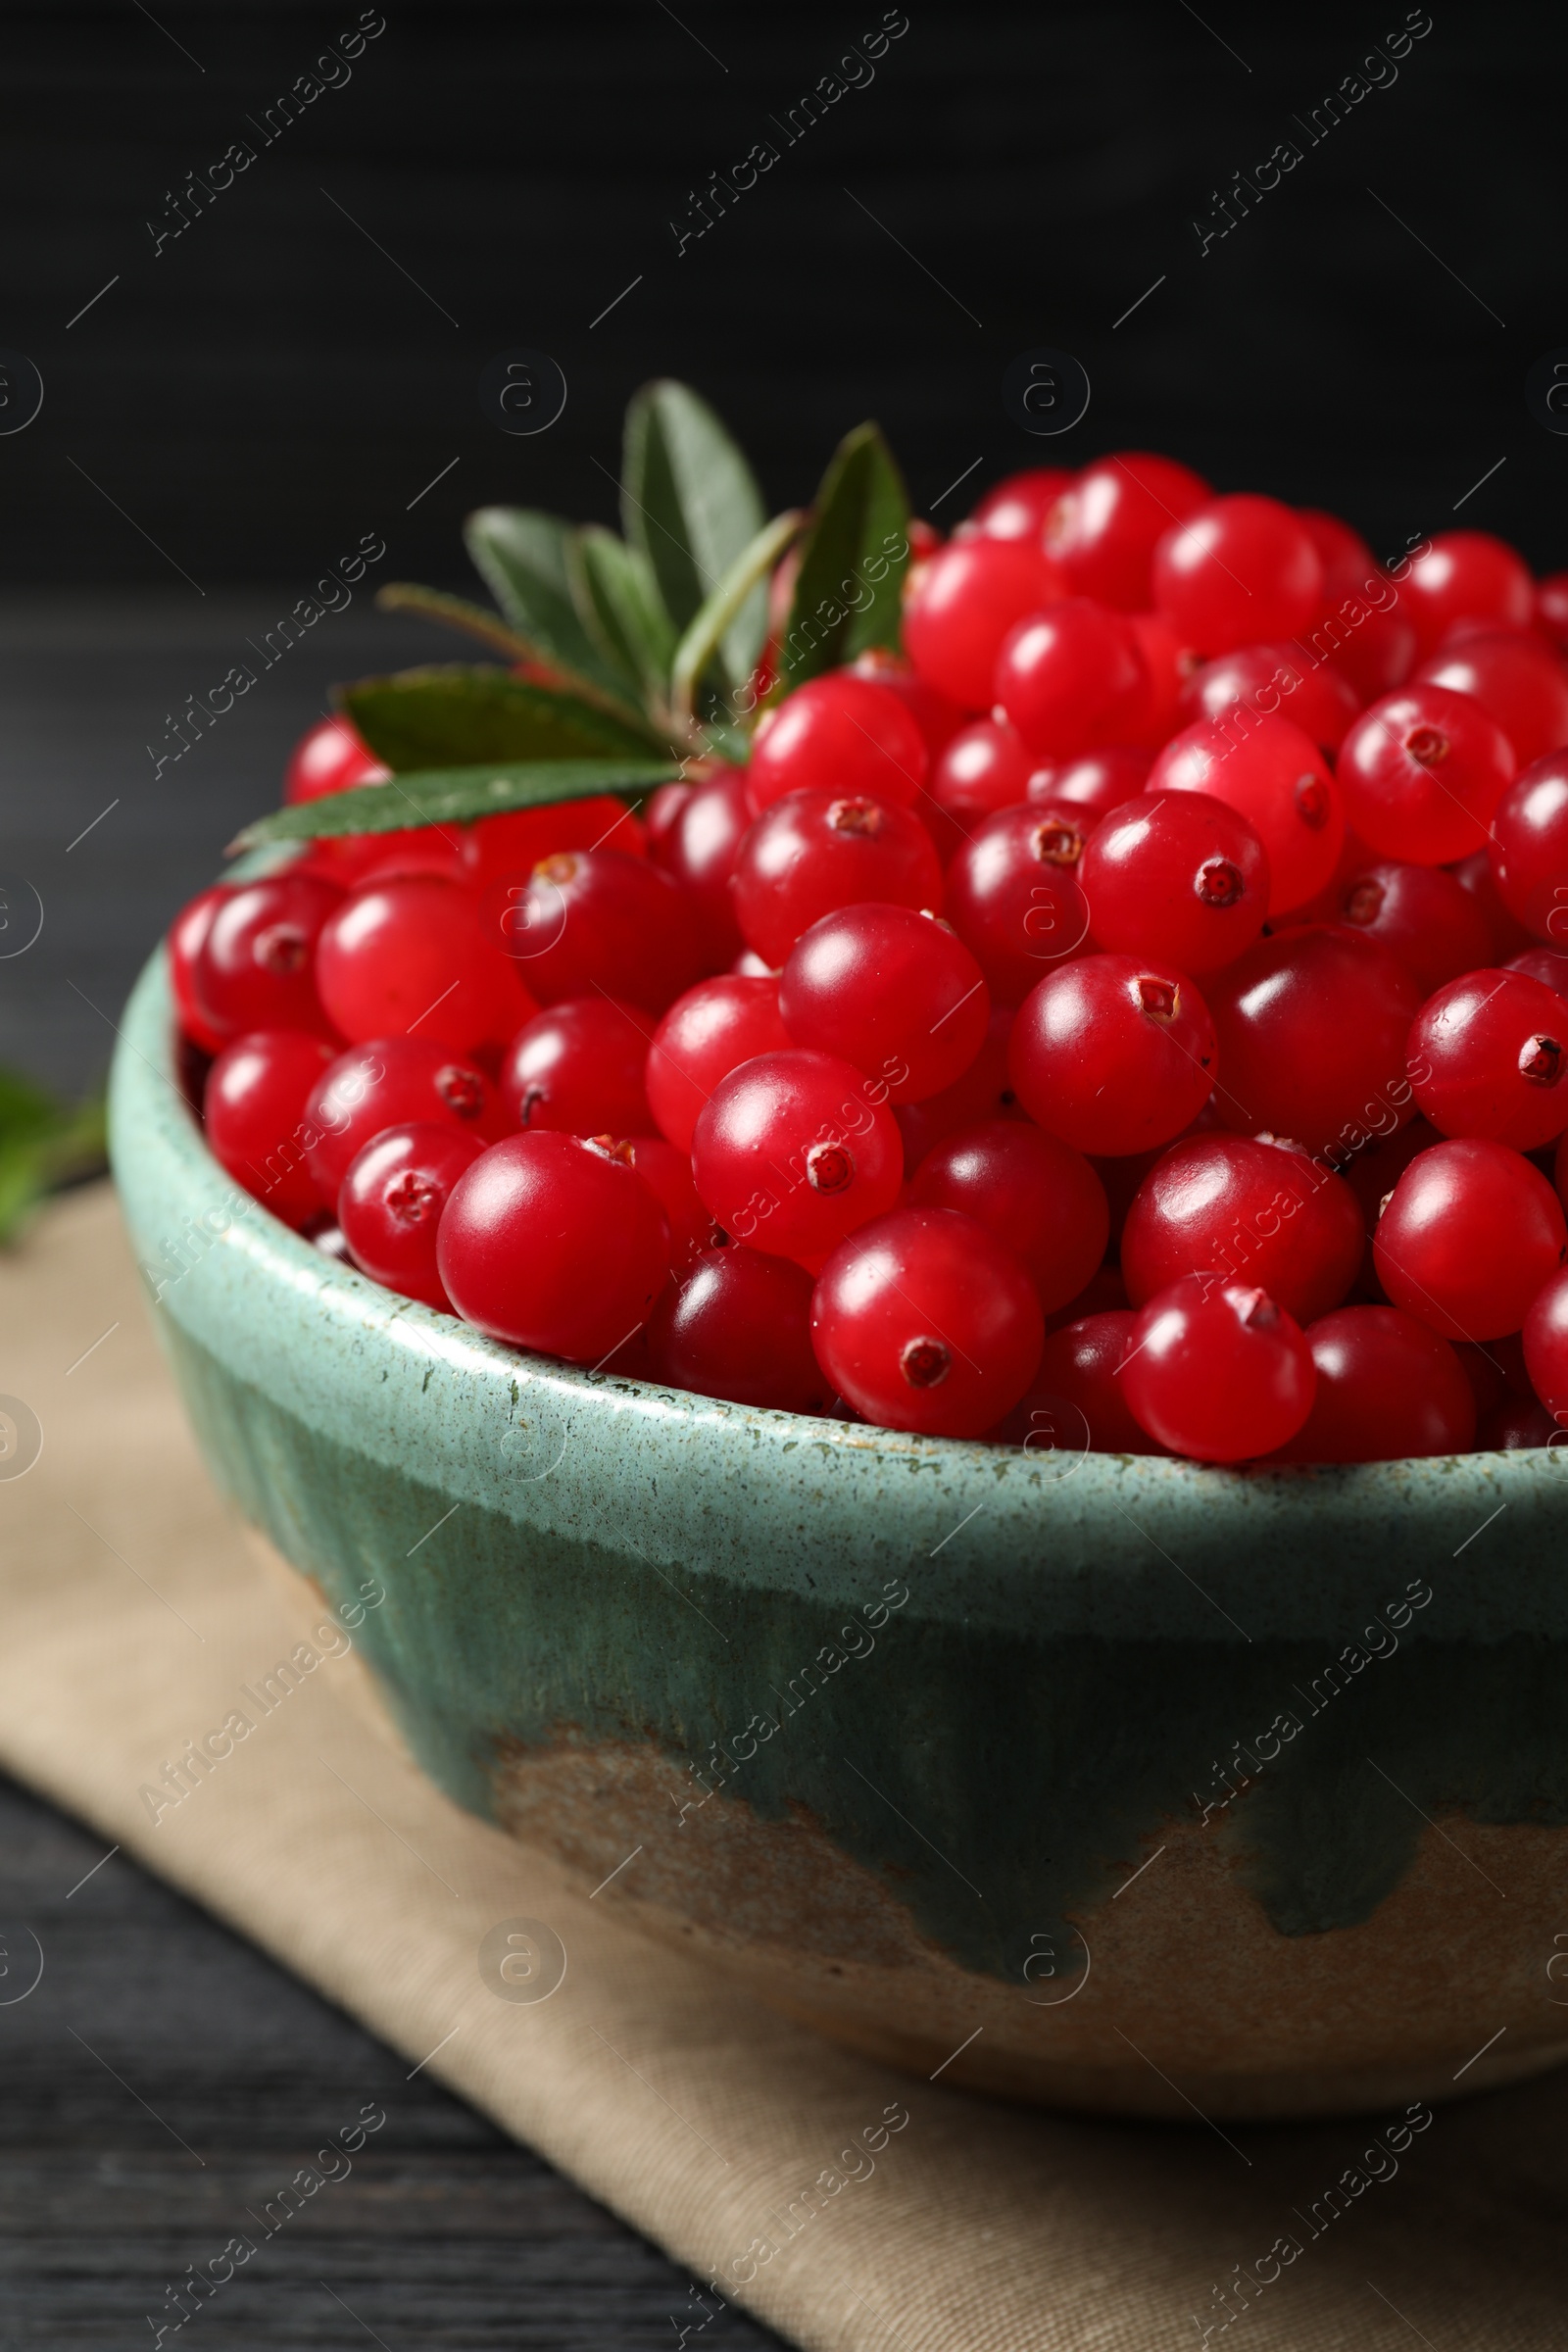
203,1029 -> 336,1228
1204,928 -> 1422,1164
168,882 -> 234,1054
1488,754 -> 1568,941
1152,495 -> 1323,655
437,1132 -> 670,1362
317,874 -> 531,1053
1408,968 -> 1568,1152
1117,1273 -> 1316,1461
1008,953 -> 1216,1156
1268,1305 -> 1475,1461
1536,573 -> 1568,656
645,974 -> 790,1153
993,599 -> 1147,760
779,904 -> 989,1104
969,466 -> 1076,542
305,1035 -> 499,1195
338,1121 -> 484,1308
1047,452 -> 1210,611
1401,531 -> 1534,656
621,1135 -> 714,1270
1522,1264 -> 1568,1427
747,673 -> 927,811
1080,791 -> 1269,972
850,647 -> 968,759
1415,629 -> 1568,770
1123,611 -> 1195,746
943,802 -> 1092,1006
903,537 -> 1066,708
195,872 -> 345,1043
466,798 -> 647,888
647,1246 -> 827,1411
1121,1133 -> 1363,1324
1374,1137 -> 1566,1340
1026,747 -> 1152,821
282,714 -> 388,804
501,998 -> 655,1137
1452,844 -> 1536,958
893,1004 -> 1019,1171
731,789 -> 942,968
1507,946 -> 1568,1004
1147,713 -> 1344,915
811,1205 -> 1044,1438
906,1118 -> 1108,1312
1180,641 -> 1361,754
928,718 -> 1034,855
987,1311 -> 1166,1452
690,1049 -> 904,1272
649,769 -> 755,966
483,849 -> 703,1013
1329,858 -> 1494,994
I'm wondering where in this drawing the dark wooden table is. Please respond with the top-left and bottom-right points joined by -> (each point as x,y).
0,1771 -> 783,2349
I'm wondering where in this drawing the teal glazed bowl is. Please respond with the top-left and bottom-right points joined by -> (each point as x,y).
111,942 -> 1568,2119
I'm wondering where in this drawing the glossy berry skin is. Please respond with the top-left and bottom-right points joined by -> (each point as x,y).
169,883 -> 234,1054
747,673 -> 927,811
850,648 -> 969,760
1328,858 -> 1494,995
195,873 -> 344,1043
437,1132 -> 670,1362
1537,574 -> 1568,656
1147,714 -> 1343,915
780,904 -> 989,1104
731,789 -> 942,968
622,1136 -> 714,1270
305,1035 -> 499,1195
1268,1306 -> 1475,1462
1522,1265 -> 1568,1428
1205,929 -> 1422,1164
282,714 -> 388,804
1180,641 -> 1361,755
204,1029 -> 337,1229
1416,629 -> 1568,770
1117,1274 -> 1316,1462
466,797 -> 647,887
1047,452 -> 1210,611
1401,531 -> 1535,657
1408,969 -> 1568,1152
1152,496 -> 1323,656
645,769 -> 751,966
1121,1134 -> 1363,1324
647,1245 -> 827,1412
929,718 -> 1034,848
316,874 -> 530,1054
337,1122 -> 484,1309
810,1205 -> 1044,1438
1488,754 -> 1568,940
903,536 -> 1065,708
645,975 -> 790,1152
893,1004 -> 1019,1171
943,802 -> 1091,1006
1507,946 -> 1568,1004
690,1049 -> 904,1273
1080,790 -> 1269,972
501,997 -> 655,1138
993,599 -> 1147,760
969,466 -> 1076,542
906,1119 -> 1108,1312
1123,611 -> 1193,747
1008,953 -> 1216,1157
987,1311 -> 1166,1452
1374,1138 -> 1567,1341
1453,844 -> 1536,959
1026,747 -> 1152,821
1336,684 -> 1516,865
486,849 -> 703,1013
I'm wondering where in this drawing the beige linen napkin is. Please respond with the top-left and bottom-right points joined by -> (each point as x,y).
3,1184 -> 1566,2351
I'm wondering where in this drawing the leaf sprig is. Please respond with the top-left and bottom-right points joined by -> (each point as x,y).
235,381 -> 913,853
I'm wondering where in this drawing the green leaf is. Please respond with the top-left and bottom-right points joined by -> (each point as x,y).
463,507 -> 644,707
670,509 -> 805,734
338,664 -> 666,771
0,1069 -> 107,1245
568,527 -> 678,706
374,581 -> 538,663
774,422 -> 911,692
231,760 -> 684,852
621,380 -> 767,684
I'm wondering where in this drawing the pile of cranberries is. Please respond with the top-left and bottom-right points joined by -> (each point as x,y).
165,453 -> 1568,1466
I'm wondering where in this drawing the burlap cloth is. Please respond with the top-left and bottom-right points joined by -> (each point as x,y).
4,1185 -> 1566,2350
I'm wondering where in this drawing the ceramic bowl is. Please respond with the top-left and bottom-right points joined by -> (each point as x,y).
110,941 -> 1568,2119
